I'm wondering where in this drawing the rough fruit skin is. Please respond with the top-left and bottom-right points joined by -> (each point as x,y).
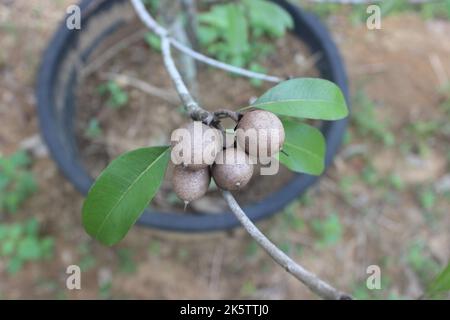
212,148 -> 253,191
236,110 -> 285,158
172,165 -> 211,202
172,121 -> 222,170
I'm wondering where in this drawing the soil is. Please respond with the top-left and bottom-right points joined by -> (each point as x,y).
0,1 -> 449,299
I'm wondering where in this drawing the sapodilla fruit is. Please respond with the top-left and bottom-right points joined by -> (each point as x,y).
236,110 -> 285,159
171,121 -> 222,170
212,148 -> 253,191
172,165 -> 211,204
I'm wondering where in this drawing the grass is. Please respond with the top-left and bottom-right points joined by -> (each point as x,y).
77,242 -> 97,272
406,240 -> 441,286
195,0 -> 293,71
240,280 -> 257,297
0,218 -> 54,274
281,201 -> 305,232
99,281 -> 113,299
177,247 -> 190,262
117,248 -> 136,274
310,212 -> 343,248
418,188 -> 437,211
85,118 -> 102,139
338,175 -> 358,203
0,151 -> 37,214
302,0 -> 450,22
245,240 -> 259,258
388,174 -> 405,191
97,80 -> 129,109
351,90 -> 395,147
148,240 -> 161,257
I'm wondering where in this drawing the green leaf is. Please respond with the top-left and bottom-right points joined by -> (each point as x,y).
279,120 -> 325,175
244,0 -> 294,38
85,118 -> 102,139
198,5 -> 230,30
197,25 -> 220,46
17,237 -> 42,260
1,239 -> 15,256
311,213 -> 343,248
225,4 -> 249,67
82,146 -> 170,246
426,262 -> 450,298
10,151 -> 31,167
249,78 -> 349,120
24,218 -> 39,235
144,32 -> 161,52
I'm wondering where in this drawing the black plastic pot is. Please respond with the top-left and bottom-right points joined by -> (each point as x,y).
36,0 -> 349,232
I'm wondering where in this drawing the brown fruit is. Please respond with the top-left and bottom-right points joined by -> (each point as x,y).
236,110 -> 285,159
172,165 -> 211,203
171,121 -> 221,170
212,148 -> 253,191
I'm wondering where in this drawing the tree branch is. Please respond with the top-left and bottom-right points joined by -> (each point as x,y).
161,36 -> 214,124
130,0 -> 283,83
213,109 -> 241,122
222,191 -> 351,300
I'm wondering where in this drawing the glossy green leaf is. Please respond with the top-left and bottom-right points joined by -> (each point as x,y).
279,120 -> 326,175
82,146 -> 170,246
426,262 -> 450,298
198,5 -> 229,29
250,78 -> 348,120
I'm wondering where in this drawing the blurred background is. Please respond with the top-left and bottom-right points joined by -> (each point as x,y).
0,0 -> 449,299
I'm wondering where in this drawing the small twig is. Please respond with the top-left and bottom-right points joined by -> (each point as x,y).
100,72 -> 179,105
161,36 -> 214,124
171,41 -> 283,83
213,109 -> 241,122
130,0 -> 282,83
222,191 -> 351,300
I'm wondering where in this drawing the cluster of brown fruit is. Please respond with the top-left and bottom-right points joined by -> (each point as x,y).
171,110 -> 285,205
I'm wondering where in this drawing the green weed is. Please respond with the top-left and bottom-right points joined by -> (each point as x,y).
0,218 -> 54,274
0,151 -> 36,214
